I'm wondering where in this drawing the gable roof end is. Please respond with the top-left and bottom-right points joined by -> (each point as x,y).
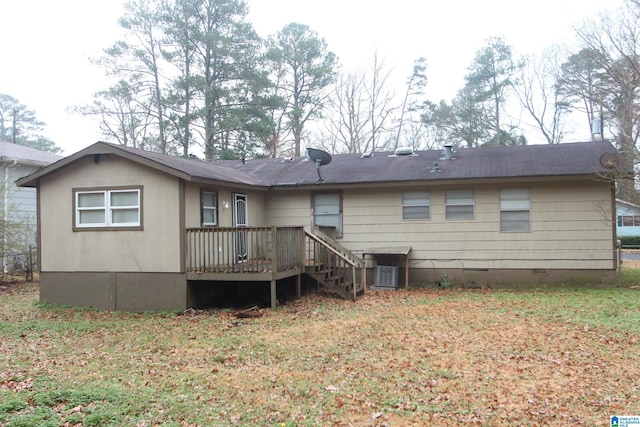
16,141 -> 263,188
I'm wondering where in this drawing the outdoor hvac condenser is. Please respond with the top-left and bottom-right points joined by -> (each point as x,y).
374,266 -> 399,288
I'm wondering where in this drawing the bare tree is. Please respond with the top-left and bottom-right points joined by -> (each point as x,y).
568,4 -> 640,202
572,7 -> 640,162
394,57 -> 428,149
515,47 -> 572,144
73,78 -> 157,150
365,53 -> 397,153
323,52 -> 396,154
324,70 -> 368,153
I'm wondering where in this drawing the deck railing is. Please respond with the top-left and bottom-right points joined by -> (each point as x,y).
186,226 -> 304,274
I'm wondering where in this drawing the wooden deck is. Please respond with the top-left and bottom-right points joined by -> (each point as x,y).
186,226 -> 304,278
185,226 -> 366,307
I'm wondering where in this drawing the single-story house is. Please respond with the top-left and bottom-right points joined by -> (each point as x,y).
0,141 -> 62,271
616,199 -> 640,238
17,140 -> 622,312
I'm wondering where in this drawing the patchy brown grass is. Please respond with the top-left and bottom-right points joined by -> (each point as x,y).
1,283 -> 639,426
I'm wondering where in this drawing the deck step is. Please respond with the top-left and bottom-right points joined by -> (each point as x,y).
305,267 -> 363,301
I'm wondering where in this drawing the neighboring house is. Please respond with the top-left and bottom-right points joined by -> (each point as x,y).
616,199 -> 640,238
0,142 -> 61,271
17,140 -> 622,312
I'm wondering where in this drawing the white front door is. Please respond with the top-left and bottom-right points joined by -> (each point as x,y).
233,193 -> 248,261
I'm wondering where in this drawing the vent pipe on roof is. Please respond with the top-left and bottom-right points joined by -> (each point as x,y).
394,146 -> 413,156
443,145 -> 454,160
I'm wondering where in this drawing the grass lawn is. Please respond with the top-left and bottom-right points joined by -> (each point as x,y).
1,275 -> 640,426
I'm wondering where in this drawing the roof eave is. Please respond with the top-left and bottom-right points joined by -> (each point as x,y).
16,142 -> 195,187
268,173 -> 607,190
190,176 -> 267,191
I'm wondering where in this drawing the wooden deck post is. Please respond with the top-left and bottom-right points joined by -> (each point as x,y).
270,279 -> 277,309
295,274 -> 301,298
270,226 -> 278,309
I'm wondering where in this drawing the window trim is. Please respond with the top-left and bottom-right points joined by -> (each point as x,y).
499,188 -> 531,232
402,190 -> 430,220
311,191 -> 343,238
445,189 -> 475,220
618,215 -> 640,227
73,186 -> 143,231
201,189 -> 218,227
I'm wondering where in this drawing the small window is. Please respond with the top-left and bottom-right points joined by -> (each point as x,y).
445,189 -> 474,220
500,188 -> 530,232
403,191 -> 430,220
202,190 -> 218,226
75,188 -> 141,229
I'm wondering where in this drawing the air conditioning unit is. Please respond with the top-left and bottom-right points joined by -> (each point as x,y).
374,266 -> 399,288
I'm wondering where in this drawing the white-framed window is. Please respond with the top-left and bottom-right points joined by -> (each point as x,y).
313,192 -> 342,237
445,189 -> 474,220
500,188 -> 530,232
201,190 -> 218,226
618,215 -> 640,227
402,191 -> 430,220
75,188 -> 141,229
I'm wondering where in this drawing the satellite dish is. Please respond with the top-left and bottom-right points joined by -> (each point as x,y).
599,152 -> 619,169
307,148 -> 332,166
306,148 -> 332,183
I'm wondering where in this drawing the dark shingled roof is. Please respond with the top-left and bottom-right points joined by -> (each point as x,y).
220,140 -> 620,187
16,140 -> 622,189
111,144 -> 264,186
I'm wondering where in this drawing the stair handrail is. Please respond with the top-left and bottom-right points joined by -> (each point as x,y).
304,229 -> 364,267
309,228 -> 364,268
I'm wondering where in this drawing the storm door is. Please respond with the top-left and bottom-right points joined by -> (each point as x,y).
233,193 -> 248,262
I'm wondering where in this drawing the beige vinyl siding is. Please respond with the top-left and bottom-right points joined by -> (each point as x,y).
40,156 -> 182,272
264,191 -> 313,228
184,184 -> 266,228
338,181 -> 613,270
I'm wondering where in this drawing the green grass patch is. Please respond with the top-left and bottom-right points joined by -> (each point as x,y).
0,383 -> 149,427
480,287 -> 640,333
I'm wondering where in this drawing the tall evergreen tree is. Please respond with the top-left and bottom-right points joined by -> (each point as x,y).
0,94 -> 44,144
267,23 -> 337,156
179,0 -> 264,160
463,37 -> 522,146
0,94 -> 61,153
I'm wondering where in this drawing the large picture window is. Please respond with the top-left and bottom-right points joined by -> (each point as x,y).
75,188 -> 141,229
402,191 -> 430,220
445,189 -> 474,220
500,188 -> 530,232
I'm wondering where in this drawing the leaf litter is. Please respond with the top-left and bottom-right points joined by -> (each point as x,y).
0,283 -> 639,426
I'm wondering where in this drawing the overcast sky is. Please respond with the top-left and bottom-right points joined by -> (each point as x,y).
0,0 -> 624,155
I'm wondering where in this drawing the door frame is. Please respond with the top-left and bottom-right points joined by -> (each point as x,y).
233,193 -> 248,262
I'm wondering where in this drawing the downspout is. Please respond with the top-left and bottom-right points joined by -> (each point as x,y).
612,184 -> 621,281
2,160 -> 18,273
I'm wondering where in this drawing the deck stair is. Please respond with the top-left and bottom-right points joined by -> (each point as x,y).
304,229 -> 365,300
